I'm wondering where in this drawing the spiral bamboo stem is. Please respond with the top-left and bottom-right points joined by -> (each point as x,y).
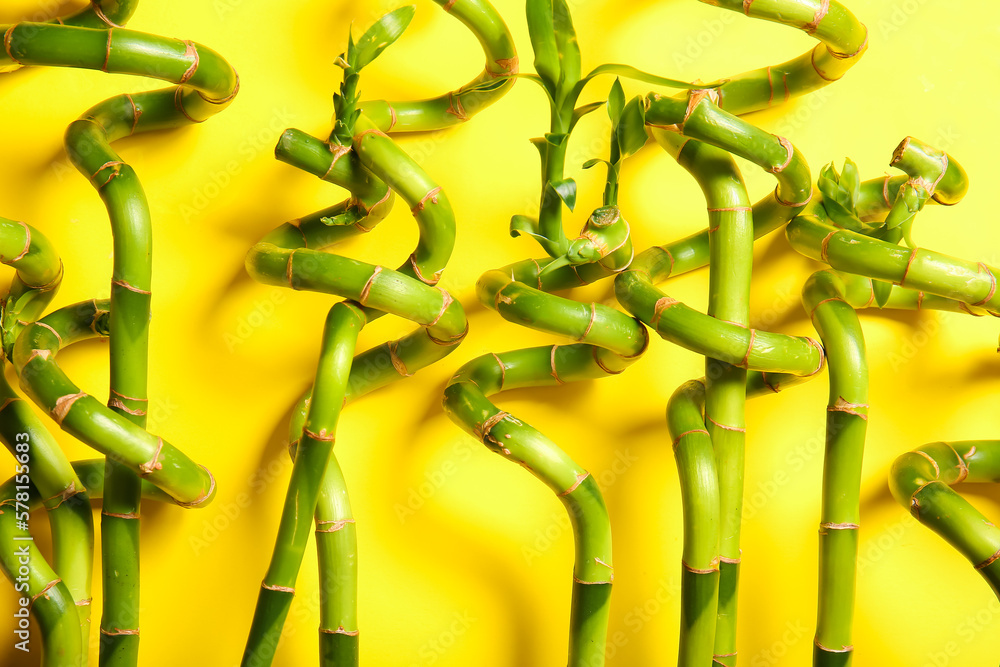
241,2 -> 515,664
2,5 -> 235,664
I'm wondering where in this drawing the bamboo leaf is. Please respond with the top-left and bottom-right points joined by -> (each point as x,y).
551,0 -> 581,89
615,96 -> 648,158
583,158 -> 611,169
352,6 -> 415,71
607,78 -> 625,125
841,158 -> 861,208
873,280 -> 892,308
548,178 -> 577,211
526,0 -> 560,93
570,62 -> 707,104
570,101 -> 604,131
510,214 -> 547,242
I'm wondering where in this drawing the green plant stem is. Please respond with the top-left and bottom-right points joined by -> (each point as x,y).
243,302 -> 363,667
666,379 -> 721,666
682,137 -> 753,667
0,217 -> 62,357
13,300 -> 216,505
801,270 -> 866,667
703,0 -> 868,116
244,60 -> 483,660
359,0 -> 517,133
890,441 -> 1000,598
0,457 -> 171,667
444,344 -> 635,667
58,1 -> 140,30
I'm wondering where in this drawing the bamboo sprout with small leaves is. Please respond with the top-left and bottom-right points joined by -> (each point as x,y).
241,3 -> 515,665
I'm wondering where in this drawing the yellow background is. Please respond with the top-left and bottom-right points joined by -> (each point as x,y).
2,0 -> 1000,665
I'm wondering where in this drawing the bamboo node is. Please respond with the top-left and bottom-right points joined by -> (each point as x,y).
3,24 -> 22,65
707,416 -> 746,433
819,522 -> 859,530
138,438 -> 164,476
111,278 -> 152,295
804,0 -> 830,34
739,328 -> 757,369
445,91 -> 468,120
180,40 -> 199,84
4,220 -> 31,264
388,340 -> 412,377
682,558 -> 720,574
476,411 -> 510,442
774,184 -> 812,208
303,427 -> 336,442
810,44 -> 840,81
897,247 -> 919,287
972,263 -> 997,307
174,466 -> 216,508
976,548 -> 1000,570
76,598 -> 93,606
768,136 -> 794,173
29,578 -> 61,607
829,24 -> 869,59
322,143 -> 352,180
492,56 -> 519,77
34,321 -> 63,346
915,450 -> 941,478
557,471 -> 589,497
719,556 -> 741,564
814,638 -> 853,653
100,627 -> 140,636
359,265 -> 382,305
442,0 -> 457,11
91,0 -> 125,27
320,626 -> 360,636
672,428 -> 709,448
427,289 -> 454,328
411,186 -> 443,214
550,345 -> 565,384
490,352 -> 507,389
742,0 -> 754,15
578,302 -> 598,342
316,518 -> 355,533
0,397 -> 19,413
828,396 -> 868,419
650,296 -> 680,329
174,86 -> 202,123
102,511 -> 140,519
91,161 -> 125,189
51,391 -> 87,425
387,103 -> 398,131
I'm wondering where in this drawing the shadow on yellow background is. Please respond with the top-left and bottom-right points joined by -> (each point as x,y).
1,0 -> 999,665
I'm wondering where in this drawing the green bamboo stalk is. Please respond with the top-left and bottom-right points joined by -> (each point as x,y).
1,18 -> 238,663
890,442 -> 1000,598
13,299 -> 216,505
57,1 -> 140,30
0,212 -> 96,653
444,343 -> 637,667
243,302 -> 363,667
703,0 -> 868,116
666,379 -> 721,666
801,270 -> 867,667
359,0 -> 517,133
678,136 -> 753,667
243,4 -> 513,658
0,372 -> 94,656
0,457 -> 172,667
0,217 -> 62,357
